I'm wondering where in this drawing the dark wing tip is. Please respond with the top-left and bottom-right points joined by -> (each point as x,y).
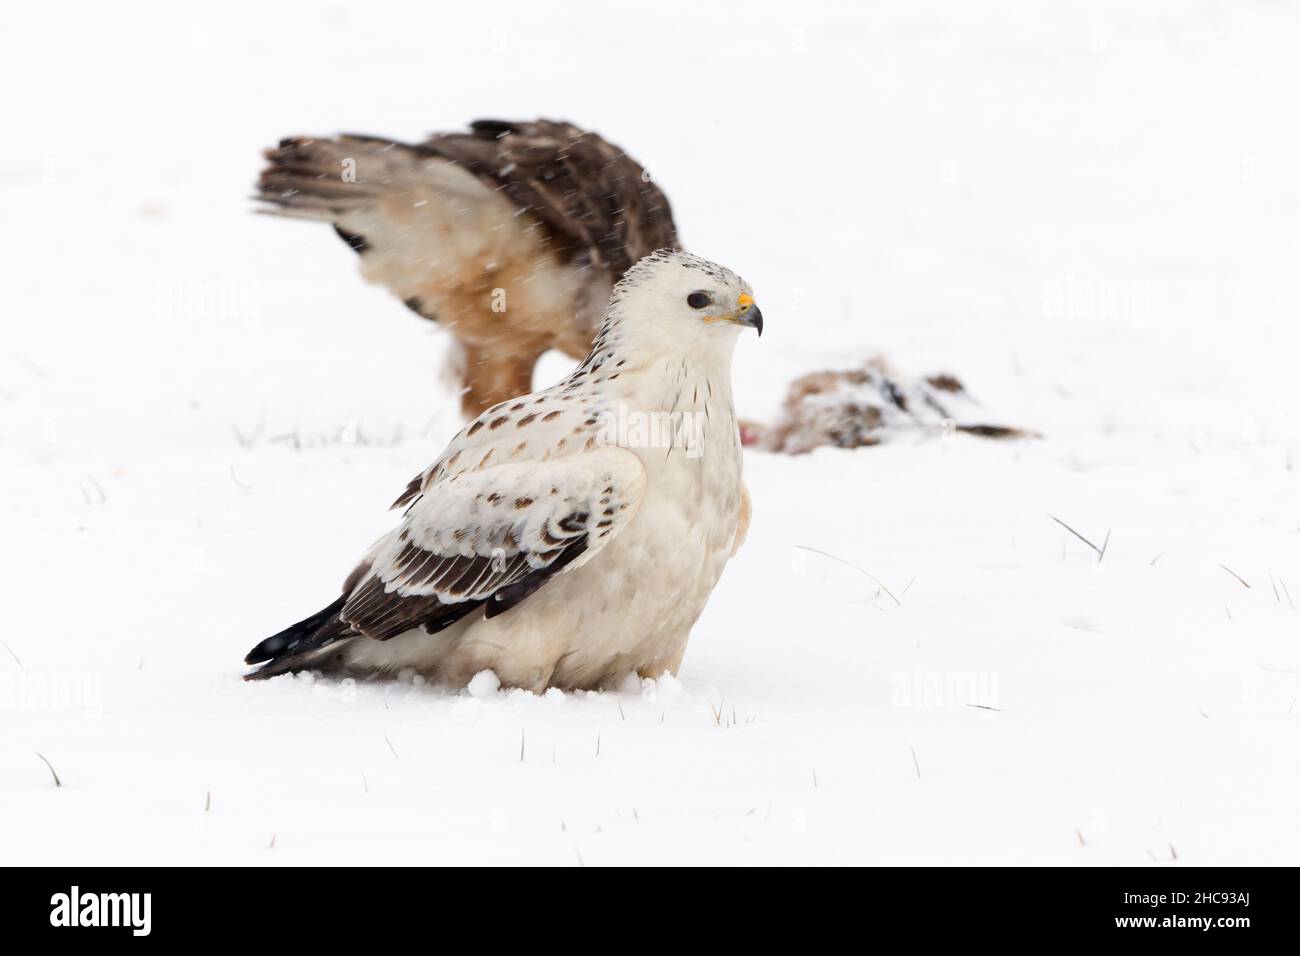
332,224 -> 369,254
245,595 -> 347,666
469,119 -> 517,140
243,640 -> 275,666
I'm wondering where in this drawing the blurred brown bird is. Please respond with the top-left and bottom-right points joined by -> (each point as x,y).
257,119 -> 680,416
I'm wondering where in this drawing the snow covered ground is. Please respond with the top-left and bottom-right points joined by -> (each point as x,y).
2,1 -> 1298,865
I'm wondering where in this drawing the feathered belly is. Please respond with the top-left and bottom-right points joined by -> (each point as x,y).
434,456 -> 741,689
553,491 -> 738,684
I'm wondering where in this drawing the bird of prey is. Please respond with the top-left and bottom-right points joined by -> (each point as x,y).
245,251 -> 761,691
257,119 -> 680,416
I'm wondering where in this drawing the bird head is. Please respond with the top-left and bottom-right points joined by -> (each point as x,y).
608,250 -> 763,344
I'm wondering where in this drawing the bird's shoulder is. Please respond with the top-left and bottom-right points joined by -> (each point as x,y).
390,381 -> 612,511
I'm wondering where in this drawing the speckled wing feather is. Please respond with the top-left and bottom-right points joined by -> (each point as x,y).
342,448 -> 645,641
420,119 -> 680,275
390,383 -> 611,512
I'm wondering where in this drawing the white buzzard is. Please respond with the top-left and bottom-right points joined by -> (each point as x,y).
257,119 -> 679,416
245,251 -> 761,691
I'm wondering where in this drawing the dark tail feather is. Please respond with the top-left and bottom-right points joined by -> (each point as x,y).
244,595 -> 350,680
255,134 -> 406,220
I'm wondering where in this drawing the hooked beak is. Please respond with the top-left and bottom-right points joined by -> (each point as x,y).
736,293 -> 764,337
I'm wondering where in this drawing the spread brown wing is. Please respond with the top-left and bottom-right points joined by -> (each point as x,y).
254,132 -> 519,302
420,118 -> 681,277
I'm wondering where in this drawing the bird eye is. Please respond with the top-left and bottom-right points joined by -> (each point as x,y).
686,292 -> 711,309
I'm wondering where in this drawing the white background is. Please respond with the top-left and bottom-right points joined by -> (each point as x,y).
1,0 -> 1297,864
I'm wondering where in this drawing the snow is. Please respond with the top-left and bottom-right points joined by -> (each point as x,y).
2,0 -> 1298,865
467,669 -> 502,700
